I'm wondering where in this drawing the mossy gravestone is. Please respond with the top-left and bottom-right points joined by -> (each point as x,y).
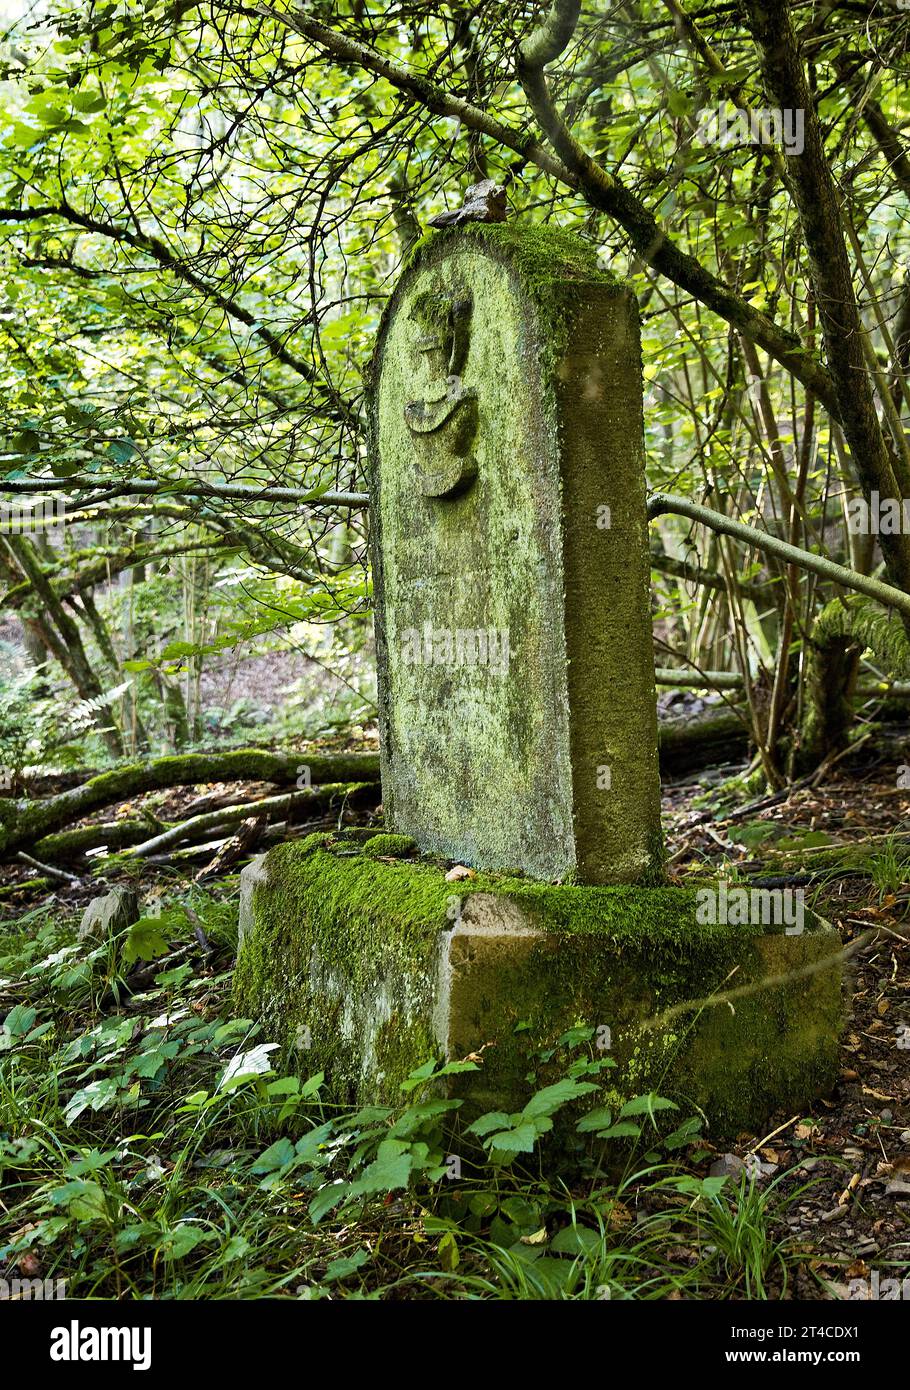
368,223 -> 662,884
235,226 -> 841,1138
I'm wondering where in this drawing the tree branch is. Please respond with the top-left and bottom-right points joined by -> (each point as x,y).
519,0 -> 582,70
744,0 -> 910,599
648,491 -> 910,619
255,4 -> 839,417
0,203 -> 357,424
0,474 -> 368,509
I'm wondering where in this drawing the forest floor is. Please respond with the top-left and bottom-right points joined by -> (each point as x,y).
0,735 -> 908,1299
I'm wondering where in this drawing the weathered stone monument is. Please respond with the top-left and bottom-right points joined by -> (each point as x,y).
369,224 -> 662,884
235,225 -> 842,1136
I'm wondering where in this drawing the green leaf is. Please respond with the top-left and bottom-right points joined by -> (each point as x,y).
399,1057 -> 439,1092
107,439 -> 135,465
265,1077 -> 300,1097
158,1225 -> 209,1259
122,917 -> 171,965
557,1025 -> 595,1047
72,92 -> 107,113
390,1097 -> 461,1138
295,1120 -> 336,1163
135,1048 -> 166,1079
159,640 -> 198,660
468,1191 -> 498,1217
486,1123 -> 539,1154
9,124 -> 43,147
667,89 -> 691,117
251,1137 -> 296,1174
589,1122 -> 642,1140
222,1235 -> 252,1262
309,1181 -> 352,1224
437,1230 -> 459,1272
324,1248 -> 371,1281
64,402 -> 100,428
352,1150 -> 413,1195
618,1093 -> 679,1120
218,1043 -> 279,1089
466,1111 -> 512,1137
50,1180 -> 107,1221
663,1117 -> 703,1150
730,821 -> 781,849
521,1078 -> 598,1120
435,1059 -> 481,1077
64,1078 -> 120,1125
550,1225 -> 603,1255
576,1106 -> 613,1134
6,429 -> 40,454
500,1195 -> 541,1228
2,1004 -> 37,1036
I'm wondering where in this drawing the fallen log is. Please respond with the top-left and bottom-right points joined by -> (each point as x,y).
0,721 -> 752,867
657,712 -> 749,775
32,820 -> 158,860
0,748 -> 380,859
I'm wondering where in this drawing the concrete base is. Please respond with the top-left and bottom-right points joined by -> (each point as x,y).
234,834 -> 843,1139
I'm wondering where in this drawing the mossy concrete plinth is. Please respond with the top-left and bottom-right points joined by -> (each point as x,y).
234,835 -> 843,1138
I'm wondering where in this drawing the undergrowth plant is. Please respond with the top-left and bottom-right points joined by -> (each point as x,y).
0,893 -> 810,1300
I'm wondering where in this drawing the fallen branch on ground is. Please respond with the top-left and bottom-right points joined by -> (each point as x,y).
0,748 -> 380,859
121,784 -> 374,859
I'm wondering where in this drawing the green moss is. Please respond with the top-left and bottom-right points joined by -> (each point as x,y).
0,798 -> 16,853
811,597 -> 910,679
361,833 -> 419,859
760,837 -> 910,877
233,841 -> 454,1104
234,840 -> 842,1135
413,222 -> 626,292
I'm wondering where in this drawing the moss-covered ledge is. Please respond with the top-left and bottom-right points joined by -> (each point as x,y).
234,834 -> 843,1138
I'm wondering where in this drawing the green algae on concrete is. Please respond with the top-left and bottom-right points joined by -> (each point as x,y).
233,838 -> 843,1137
367,224 -> 662,885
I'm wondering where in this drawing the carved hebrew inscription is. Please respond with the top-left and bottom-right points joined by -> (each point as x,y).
403,287 -> 478,499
